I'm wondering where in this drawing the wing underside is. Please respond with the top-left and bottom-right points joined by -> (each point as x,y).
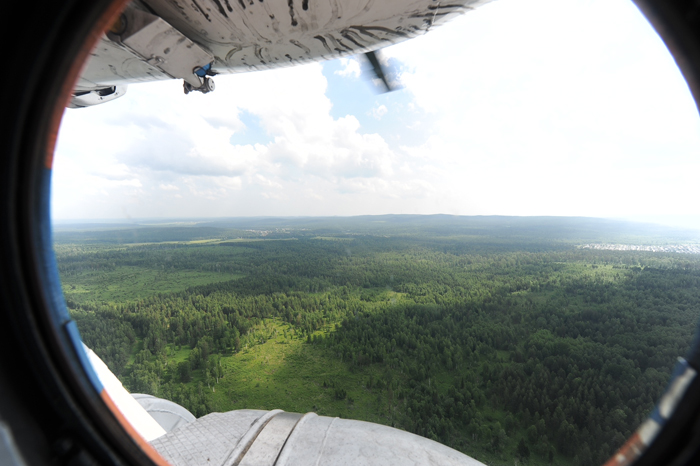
75,0 -> 493,95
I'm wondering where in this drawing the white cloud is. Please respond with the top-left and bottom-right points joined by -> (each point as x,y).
53,62 -> 408,218
51,0 -> 700,221
382,0 -> 700,218
335,57 -> 361,78
371,104 -> 388,119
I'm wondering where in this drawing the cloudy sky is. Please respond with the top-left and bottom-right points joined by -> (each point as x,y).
52,0 -> 700,225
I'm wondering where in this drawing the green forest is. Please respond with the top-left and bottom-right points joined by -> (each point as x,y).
53,215 -> 700,466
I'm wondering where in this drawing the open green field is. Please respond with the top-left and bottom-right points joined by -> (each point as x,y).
214,321 -> 385,419
61,267 -> 243,303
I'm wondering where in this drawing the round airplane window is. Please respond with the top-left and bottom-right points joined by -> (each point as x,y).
2,1 -> 700,466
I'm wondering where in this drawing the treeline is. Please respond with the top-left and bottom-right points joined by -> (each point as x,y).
322,265 -> 699,465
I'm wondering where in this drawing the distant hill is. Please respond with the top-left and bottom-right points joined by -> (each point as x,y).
52,215 -> 700,246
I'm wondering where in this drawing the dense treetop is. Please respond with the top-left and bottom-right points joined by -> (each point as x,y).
55,216 -> 700,466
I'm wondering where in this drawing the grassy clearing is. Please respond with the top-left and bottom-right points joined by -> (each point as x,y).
206,320 -> 564,466
166,345 -> 192,364
61,267 -> 243,303
123,239 -> 224,246
218,238 -> 298,244
209,321 -> 392,425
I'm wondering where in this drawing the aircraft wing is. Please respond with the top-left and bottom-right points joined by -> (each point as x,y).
71,0 -> 493,106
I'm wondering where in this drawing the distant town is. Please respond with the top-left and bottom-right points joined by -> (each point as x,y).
580,244 -> 700,254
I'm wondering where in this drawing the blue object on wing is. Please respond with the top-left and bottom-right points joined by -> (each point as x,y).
195,63 -> 211,77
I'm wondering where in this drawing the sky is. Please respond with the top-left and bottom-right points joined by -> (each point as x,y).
52,0 -> 700,227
